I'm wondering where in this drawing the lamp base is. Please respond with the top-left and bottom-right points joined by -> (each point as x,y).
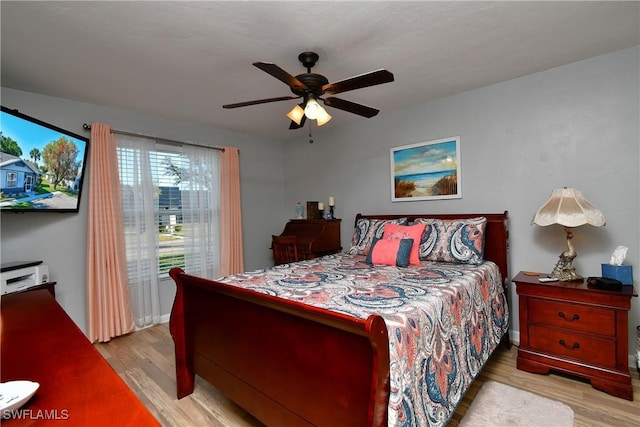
549,260 -> 583,281
549,227 -> 583,281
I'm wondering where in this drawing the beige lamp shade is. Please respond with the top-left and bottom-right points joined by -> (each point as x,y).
532,188 -> 605,227
286,104 -> 305,125
315,108 -> 332,126
304,96 -> 322,119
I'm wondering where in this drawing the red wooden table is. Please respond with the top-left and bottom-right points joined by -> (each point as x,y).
1,290 -> 159,426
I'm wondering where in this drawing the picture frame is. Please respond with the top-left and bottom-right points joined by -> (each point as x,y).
390,136 -> 461,202
306,201 -> 319,219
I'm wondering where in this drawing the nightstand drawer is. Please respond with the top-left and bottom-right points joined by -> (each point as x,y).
528,298 -> 615,336
529,325 -> 616,368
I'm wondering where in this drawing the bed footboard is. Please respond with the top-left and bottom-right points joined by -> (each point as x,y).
169,268 -> 390,427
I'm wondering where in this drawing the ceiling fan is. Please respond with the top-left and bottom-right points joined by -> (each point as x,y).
223,52 -> 394,129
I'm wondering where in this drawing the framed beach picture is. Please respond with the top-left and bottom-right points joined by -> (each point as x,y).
390,136 -> 461,201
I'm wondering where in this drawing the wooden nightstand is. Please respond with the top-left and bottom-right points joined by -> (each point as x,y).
514,271 -> 637,400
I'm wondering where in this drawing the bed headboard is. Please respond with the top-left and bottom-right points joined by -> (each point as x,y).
354,212 -> 510,287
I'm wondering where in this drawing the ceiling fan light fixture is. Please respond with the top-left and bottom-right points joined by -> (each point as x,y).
304,95 -> 323,120
286,104 -> 305,125
316,109 -> 332,126
223,51 -> 394,130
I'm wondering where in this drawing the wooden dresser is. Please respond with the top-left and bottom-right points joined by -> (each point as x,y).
514,271 -> 636,400
0,290 -> 159,426
276,219 -> 342,260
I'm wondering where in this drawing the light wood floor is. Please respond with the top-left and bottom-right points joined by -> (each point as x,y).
96,324 -> 640,426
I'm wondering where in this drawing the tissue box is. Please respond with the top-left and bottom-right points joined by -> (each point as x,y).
601,264 -> 633,285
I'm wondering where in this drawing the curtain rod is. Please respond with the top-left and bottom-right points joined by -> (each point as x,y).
82,123 -> 225,152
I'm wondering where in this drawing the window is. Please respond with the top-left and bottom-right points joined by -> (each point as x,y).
116,134 -> 220,327
7,172 -> 17,188
117,139 -> 220,278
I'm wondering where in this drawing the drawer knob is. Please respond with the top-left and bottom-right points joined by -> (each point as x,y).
559,339 -> 580,350
558,312 -> 579,321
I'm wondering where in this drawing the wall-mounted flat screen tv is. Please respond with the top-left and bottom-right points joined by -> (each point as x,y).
1,106 -> 89,212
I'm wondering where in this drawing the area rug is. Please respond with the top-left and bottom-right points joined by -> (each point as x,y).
459,381 -> 574,427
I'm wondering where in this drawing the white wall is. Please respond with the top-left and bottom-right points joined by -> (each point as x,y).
0,88 -> 285,333
283,47 -> 640,353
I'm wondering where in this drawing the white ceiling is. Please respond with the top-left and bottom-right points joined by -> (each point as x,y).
2,1 -> 639,140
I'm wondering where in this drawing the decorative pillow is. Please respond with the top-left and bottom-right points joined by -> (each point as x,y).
382,223 -> 426,266
365,237 -> 414,267
413,217 -> 487,264
348,217 -> 408,256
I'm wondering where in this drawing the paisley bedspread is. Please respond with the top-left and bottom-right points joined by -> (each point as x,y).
217,254 -> 509,427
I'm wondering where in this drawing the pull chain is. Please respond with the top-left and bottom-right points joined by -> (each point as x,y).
308,120 -> 314,144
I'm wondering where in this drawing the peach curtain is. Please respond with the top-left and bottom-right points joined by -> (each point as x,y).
219,146 -> 244,275
86,123 -> 134,342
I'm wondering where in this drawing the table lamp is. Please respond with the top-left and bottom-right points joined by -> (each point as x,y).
532,188 -> 606,281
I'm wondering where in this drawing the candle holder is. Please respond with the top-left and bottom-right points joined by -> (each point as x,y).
329,205 -> 335,219
318,209 -> 325,219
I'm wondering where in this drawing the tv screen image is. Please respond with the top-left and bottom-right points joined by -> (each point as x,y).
1,106 -> 89,212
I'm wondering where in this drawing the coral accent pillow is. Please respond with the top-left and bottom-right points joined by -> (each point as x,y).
365,238 -> 414,267
382,223 -> 426,266
348,217 -> 408,256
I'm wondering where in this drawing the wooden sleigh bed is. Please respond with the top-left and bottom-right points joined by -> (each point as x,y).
169,212 -> 510,427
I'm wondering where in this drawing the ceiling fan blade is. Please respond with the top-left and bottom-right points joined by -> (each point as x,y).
223,96 -> 299,109
289,115 -> 307,130
323,97 -> 380,118
322,69 -> 394,95
253,62 -> 308,91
